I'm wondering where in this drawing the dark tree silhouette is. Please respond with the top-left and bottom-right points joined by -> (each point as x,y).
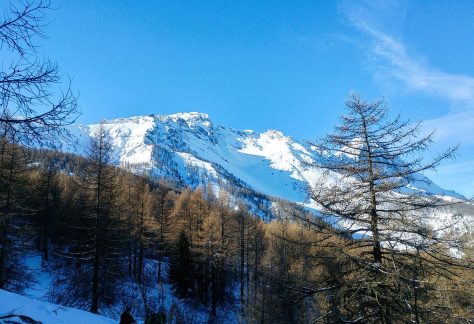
168,230 -> 193,299
0,0 -> 79,147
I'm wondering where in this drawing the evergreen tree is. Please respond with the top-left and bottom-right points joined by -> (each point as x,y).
169,230 -> 193,299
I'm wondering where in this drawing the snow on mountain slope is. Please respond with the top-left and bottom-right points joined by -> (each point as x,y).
61,112 -> 463,204
0,289 -> 114,324
55,111 -> 474,235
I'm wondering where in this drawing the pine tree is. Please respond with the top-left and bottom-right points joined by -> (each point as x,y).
168,230 -> 193,299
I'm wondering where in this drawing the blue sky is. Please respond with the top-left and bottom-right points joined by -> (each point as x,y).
34,0 -> 474,197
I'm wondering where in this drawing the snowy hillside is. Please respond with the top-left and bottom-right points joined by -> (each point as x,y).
60,112 -> 463,206
0,289 -> 114,324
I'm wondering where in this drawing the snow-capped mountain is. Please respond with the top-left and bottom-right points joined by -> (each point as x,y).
61,112 -> 464,207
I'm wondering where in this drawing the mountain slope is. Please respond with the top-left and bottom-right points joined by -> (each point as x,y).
61,112 -> 463,205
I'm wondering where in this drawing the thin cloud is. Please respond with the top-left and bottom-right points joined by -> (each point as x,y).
343,5 -> 474,146
343,2 -> 474,197
349,15 -> 474,104
423,110 -> 474,143
435,159 -> 474,175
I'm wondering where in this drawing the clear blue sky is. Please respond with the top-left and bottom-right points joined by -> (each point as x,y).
36,0 -> 474,197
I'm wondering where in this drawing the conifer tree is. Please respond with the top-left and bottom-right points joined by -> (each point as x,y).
0,133 -> 34,291
53,124 -> 124,314
171,188 -> 193,236
33,159 -> 57,264
169,230 -> 193,299
302,95 -> 472,322
151,183 -> 175,299
125,176 -> 154,282
194,208 -> 230,318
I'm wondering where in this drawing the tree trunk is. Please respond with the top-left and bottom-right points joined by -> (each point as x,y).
42,170 -> 52,263
240,213 -> 245,305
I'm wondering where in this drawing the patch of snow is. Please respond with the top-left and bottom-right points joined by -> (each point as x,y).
23,255 -> 52,300
0,289 -> 115,324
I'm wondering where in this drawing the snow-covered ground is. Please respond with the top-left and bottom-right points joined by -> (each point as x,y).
2,255 -> 238,324
23,255 -> 53,300
0,289 -> 115,324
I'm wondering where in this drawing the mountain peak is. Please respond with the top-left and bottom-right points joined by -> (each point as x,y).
168,112 -> 209,120
262,129 -> 286,140
164,112 -> 212,128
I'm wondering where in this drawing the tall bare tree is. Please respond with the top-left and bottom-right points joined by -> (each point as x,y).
52,124 -> 125,314
85,124 -> 124,313
301,94 -> 472,323
0,135 -> 34,291
0,0 -> 78,146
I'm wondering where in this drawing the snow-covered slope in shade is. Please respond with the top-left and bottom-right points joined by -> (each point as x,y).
0,289 -> 115,324
60,112 -> 465,205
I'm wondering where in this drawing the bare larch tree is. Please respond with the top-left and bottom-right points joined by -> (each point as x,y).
0,0 -> 78,146
302,94 -> 472,323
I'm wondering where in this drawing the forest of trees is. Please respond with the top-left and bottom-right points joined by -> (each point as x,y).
0,1 -> 473,323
